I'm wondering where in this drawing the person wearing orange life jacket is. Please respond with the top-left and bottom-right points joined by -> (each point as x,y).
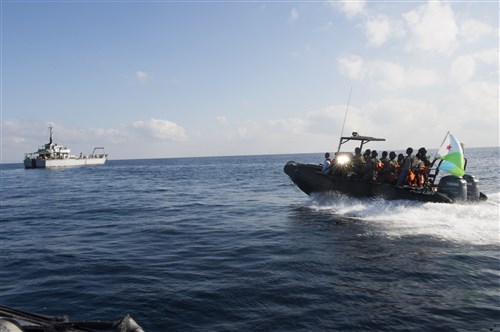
373,150 -> 385,182
417,147 -> 431,171
378,151 -> 391,183
385,151 -> 400,184
413,148 -> 431,186
409,153 -> 425,186
396,147 -> 417,186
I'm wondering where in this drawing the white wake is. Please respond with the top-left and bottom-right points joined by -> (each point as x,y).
308,192 -> 500,246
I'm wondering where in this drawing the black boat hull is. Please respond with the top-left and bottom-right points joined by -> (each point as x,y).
283,161 -> 477,204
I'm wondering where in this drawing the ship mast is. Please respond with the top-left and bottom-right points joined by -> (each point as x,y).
48,125 -> 53,145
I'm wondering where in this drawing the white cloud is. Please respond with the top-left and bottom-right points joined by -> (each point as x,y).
223,106 -> 369,150
338,56 -> 442,90
449,55 -> 476,84
365,98 -> 440,132
333,2 -> 492,55
338,55 -> 364,80
266,118 -> 309,135
288,7 -> 299,24
405,67 -> 443,88
236,126 -> 249,139
455,81 -> 499,115
242,100 -> 446,152
1,121 -> 27,145
376,62 -> 443,90
135,70 -> 149,84
131,118 -> 186,141
442,80 -> 499,139
460,18 -> 494,42
223,118 -> 308,141
315,21 -> 333,32
331,0 -> 365,19
364,15 -> 392,47
216,115 -> 228,125
472,48 -> 499,66
307,105 -> 366,136
370,61 -> 406,90
403,1 -> 458,54
4,136 -> 26,144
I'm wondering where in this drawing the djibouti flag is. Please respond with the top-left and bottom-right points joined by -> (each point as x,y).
436,132 -> 465,177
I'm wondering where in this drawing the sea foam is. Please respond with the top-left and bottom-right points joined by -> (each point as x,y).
308,192 -> 500,246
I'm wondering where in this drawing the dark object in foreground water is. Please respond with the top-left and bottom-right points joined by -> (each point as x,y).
0,305 -> 144,332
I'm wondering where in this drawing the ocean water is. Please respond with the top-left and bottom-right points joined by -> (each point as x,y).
1,148 -> 499,331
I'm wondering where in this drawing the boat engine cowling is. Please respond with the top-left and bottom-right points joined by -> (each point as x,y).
437,175 -> 467,202
463,174 -> 480,200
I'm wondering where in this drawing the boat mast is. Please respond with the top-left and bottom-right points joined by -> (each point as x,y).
337,87 -> 352,153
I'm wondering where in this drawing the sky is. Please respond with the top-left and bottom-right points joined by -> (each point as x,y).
1,0 -> 498,163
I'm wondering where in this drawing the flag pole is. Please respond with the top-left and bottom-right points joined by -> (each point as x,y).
433,130 -> 449,161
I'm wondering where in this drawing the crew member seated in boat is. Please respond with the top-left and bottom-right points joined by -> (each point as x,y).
418,147 -> 431,185
410,152 -> 430,186
377,151 -> 391,183
385,151 -> 400,184
417,147 -> 431,166
350,147 -> 366,178
363,149 -> 371,163
415,153 -> 426,186
358,149 -> 372,180
322,152 -> 332,174
373,150 -> 384,181
396,147 -> 417,186
380,151 -> 389,165
362,150 -> 380,182
397,153 -> 404,166
393,153 -> 404,183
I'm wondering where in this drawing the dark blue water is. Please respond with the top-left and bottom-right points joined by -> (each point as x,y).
1,148 -> 499,331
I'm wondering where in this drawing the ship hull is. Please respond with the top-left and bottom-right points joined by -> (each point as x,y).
24,157 -> 107,168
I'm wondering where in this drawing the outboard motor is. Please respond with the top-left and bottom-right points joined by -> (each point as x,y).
463,174 -> 480,201
437,175 -> 467,202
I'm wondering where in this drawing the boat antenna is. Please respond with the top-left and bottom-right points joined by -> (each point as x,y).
337,86 -> 352,153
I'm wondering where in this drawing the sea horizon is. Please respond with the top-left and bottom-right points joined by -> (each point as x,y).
3,145 -> 499,166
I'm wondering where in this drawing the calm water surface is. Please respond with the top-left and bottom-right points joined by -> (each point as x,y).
1,148 -> 499,331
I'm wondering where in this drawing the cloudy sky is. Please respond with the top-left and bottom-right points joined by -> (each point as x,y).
1,0 -> 498,163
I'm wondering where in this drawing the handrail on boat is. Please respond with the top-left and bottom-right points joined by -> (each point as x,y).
338,132 -> 386,151
92,147 -> 106,156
